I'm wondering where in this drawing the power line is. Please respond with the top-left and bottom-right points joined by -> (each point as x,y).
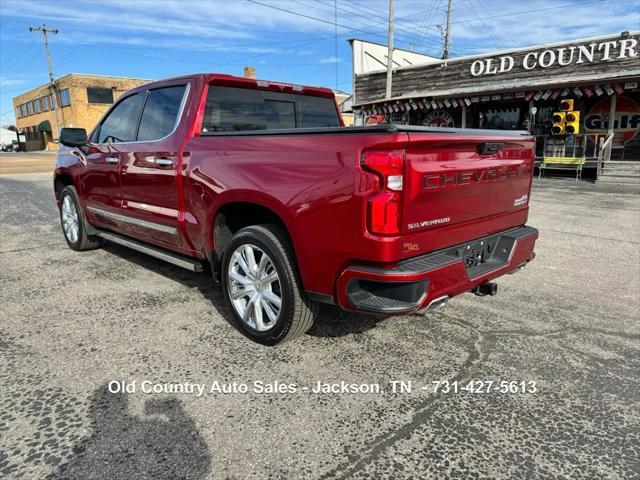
56,32 -> 339,69
346,0 -> 442,32
4,0 -> 447,78
53,43 -> 80,71
304,0 -> 448,51
0,30 -> 37,71
1,83 -> 46,95
312,0 -> 444,47
55,23 -> 432,71
182,2 -> 459,75
248,0 -> 449,57
448,0 -> 604,26
352,0 -> 604,34
413,0 -> 443,52
179,34 -> 334,74
460,0 -> 506,52
2,45 -> 42,75
470,0 -> 518,46
3,0 -> 608,98
243,0 -> 436,48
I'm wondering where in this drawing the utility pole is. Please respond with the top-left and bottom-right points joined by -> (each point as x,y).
334,0 -> 338,90
385,0 -> 394,99
442,0 -> 452,59
29,25 -> 61,138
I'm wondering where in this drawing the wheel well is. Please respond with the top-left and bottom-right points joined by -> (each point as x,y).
212,202 -> 291,277
54,173 -> 74,201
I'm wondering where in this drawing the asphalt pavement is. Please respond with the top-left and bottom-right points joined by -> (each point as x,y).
0,152 -> 56,175
1,168 -> 639,479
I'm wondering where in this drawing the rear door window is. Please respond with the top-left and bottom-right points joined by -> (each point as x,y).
203,87 -> 265,132
202,86 -> 339,133
97,93 -> 144,143
137,85 -> 187,141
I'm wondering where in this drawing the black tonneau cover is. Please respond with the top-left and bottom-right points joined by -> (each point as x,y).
200,123 -> 531,137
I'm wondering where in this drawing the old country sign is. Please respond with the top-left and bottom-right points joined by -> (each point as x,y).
471,37 -> 639,76
353,32 -> 640,105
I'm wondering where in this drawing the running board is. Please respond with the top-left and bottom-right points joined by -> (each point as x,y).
96,231 -> 204,272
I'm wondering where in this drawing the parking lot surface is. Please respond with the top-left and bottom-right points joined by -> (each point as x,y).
0,152 -> 56,175
1,168 -> 639,479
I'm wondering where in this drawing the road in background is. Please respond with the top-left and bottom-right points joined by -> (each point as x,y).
1,171 -> 638,479
0,152 -> 56,175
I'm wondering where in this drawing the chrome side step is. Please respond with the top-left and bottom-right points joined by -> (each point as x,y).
96,231 -> 204,272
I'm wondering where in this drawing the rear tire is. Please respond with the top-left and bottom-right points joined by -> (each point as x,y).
59,186 -> 102,251
221,224 -> 317,345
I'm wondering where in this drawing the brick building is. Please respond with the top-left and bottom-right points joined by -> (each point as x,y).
13,73 -> 150,151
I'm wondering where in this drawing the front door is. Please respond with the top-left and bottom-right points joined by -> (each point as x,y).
118,84 -> 189,247
83,92 -> 145,233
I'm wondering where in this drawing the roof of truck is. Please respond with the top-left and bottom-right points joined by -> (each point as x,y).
134,73 -> 336,98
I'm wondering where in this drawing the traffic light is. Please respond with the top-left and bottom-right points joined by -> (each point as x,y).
565,111 -> 580,134
551,111 -> 566,135
559,99 -> 574,111
552,99 -> 580,135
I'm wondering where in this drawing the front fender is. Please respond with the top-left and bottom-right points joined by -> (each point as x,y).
53,146 -> 86,200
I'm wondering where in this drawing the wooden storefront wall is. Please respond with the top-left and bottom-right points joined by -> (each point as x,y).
354,32 -> 640,105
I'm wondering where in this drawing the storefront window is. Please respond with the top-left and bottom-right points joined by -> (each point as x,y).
480,108 -> 521,130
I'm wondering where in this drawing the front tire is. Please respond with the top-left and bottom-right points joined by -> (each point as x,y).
222,224 -> 317,345
59,186 -> 102,251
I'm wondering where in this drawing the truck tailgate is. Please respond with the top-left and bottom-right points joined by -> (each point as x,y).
403,133 -> 534,237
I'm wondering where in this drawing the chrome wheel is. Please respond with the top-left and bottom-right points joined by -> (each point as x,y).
61,195 -> 79,244
227,244 -> 282,332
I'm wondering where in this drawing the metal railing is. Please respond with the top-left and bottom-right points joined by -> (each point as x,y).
596,133 -> 615,179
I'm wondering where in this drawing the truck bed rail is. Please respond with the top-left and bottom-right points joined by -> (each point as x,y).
200,124 -> 532,137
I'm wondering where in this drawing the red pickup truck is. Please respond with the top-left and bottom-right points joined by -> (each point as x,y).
54,73 -> 538,345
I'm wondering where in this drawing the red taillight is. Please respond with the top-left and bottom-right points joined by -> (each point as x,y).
369,190 -> 402,235
363,150 -> 403,178
361,149 -> 405,236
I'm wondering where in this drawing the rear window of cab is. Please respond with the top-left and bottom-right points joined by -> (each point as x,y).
201,86 -> 340,133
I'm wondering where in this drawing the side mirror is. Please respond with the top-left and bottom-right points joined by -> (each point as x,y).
60,128 -> 88,147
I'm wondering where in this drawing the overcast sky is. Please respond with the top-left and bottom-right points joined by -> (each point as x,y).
1,0 -> 638,125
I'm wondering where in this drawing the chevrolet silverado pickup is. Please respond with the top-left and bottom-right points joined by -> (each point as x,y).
54,73 -> 538,345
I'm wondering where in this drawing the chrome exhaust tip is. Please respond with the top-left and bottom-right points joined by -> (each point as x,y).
427,295 -> 449,311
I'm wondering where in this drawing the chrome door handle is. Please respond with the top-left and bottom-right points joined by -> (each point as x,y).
106,157 -> 119,164
153,157 -> 174,167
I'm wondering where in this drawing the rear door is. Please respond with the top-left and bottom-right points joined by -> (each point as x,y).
118,84 -> 189,246
402,134 -> 534,236
84,92 -> 145,232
